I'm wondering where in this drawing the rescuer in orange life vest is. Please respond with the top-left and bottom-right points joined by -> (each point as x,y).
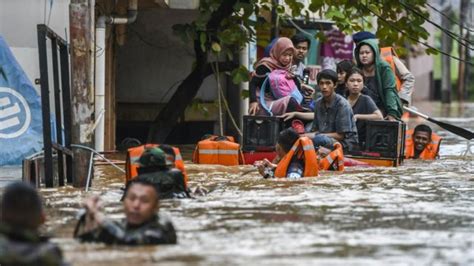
255,128 -> 318,179
131,147 -> 190,199
405,124 -> 442,160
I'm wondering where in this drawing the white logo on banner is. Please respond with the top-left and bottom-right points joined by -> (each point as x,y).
0,87 -> 31,139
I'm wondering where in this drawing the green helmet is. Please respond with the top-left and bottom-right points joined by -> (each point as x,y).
139,147 -> 172,168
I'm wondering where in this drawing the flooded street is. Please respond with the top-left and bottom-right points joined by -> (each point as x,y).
3,102 -> 474,265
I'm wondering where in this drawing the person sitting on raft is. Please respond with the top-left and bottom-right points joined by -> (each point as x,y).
248,37 -> 313,116
335,60 -> 353,96
255,128 -> 318,179
353,31 -> 415,107
281,69 -> 359,152
354,38 -> 403,120
405,124 -> 442,160
344,67 -> 383,149
75,178 -> 177,245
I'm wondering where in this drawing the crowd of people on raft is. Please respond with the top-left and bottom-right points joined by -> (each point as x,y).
249,31 -> 441,179
0,31 -> 443,265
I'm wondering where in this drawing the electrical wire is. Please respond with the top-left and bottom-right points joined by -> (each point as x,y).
159,79 -> 185,102
285,18 -> 315,37
397,0 -> 474,50
426,2 -> 474,33
43,0 -> 47,25
361,3 -> 474,66
128,27 -> 168,49
47,0 -> 54,27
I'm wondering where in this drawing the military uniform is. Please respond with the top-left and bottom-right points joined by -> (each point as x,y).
135,147 -> 190,199
76,215 -> 177,245
0,224 -> 65,266
137,169 -> 189,199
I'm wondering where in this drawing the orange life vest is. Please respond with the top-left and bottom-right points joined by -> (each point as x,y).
193,135 -> 244,166
319,142 -> 345,171
274,137 -> 319,178
405,129 -> 442,160
125,144 -> 188,186
380,47 -> 402,91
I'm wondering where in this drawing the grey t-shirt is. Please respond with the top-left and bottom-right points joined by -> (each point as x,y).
312,94 -> 359,151
349,94 -> 379,147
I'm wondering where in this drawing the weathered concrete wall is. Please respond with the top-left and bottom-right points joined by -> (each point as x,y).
116,8 -> 218,104
409,23 -> 435,102
410,53 -> 434,102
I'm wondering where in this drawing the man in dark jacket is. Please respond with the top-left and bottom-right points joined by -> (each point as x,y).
0,182 -> 65,266
75,178 -> 177,245
135,147 -> 189,199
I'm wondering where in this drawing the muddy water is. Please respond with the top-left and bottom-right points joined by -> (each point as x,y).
22,103 -> 474,265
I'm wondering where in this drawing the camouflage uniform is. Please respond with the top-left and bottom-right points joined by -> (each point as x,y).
135,147 -> 190,199
137,169 -> 189,199
76,215 -> 177,245
0,224 -> 65,266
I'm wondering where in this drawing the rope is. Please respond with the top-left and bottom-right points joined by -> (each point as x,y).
71,144 -> 125,192
71,144 -> 125,173
218,80 -> 243,137
216,61 -> 224,135
209,54 -> 243,137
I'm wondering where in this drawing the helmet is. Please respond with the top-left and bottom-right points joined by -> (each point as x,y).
139,147 -> 172,168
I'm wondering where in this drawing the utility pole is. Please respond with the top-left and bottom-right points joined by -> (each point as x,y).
457,0 -> 471,101
69,0 -> 94,187
271,0 -> 279,40
440,3 -> 453,103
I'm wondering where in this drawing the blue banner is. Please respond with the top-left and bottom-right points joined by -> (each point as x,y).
0,36 -> 43,165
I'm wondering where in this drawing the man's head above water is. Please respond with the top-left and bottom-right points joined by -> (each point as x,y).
413,124 -> 432,152
276,128 -> 300,158
123,178 -> 160,226
0,182 -> 45,230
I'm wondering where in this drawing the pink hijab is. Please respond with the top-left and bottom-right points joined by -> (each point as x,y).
254,37 -> 296,72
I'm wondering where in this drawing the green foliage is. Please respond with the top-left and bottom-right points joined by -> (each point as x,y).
241,89 -> 250,99
173,0 -> 431,84
231,66 -> 251,84
190,98 -> 210,117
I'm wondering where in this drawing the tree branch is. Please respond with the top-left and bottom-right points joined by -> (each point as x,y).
203,61 -> 240,76
206,0 -> 239,30
194,39 -> 207,68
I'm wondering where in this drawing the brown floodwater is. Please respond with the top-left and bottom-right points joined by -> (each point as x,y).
5,102 -> 474,265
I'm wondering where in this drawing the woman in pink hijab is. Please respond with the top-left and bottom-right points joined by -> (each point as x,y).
248,37 -> 301,116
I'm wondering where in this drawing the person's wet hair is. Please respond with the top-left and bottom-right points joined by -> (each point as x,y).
277,128 -> 300,153
291,33 -> 311,48
345,67 -> 365,83
159,144 -> 176,161
317,69 -> 338,84
414,124 -> 432,136
337,60 -> 353,74
124,178 -> 160,202
1,182 -> 43,229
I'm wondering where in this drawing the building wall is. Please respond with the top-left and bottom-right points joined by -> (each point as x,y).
408,22 -> 435,102
116,8 -> 218,104
409,54 -> 434,102
0,0 -> 70,93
